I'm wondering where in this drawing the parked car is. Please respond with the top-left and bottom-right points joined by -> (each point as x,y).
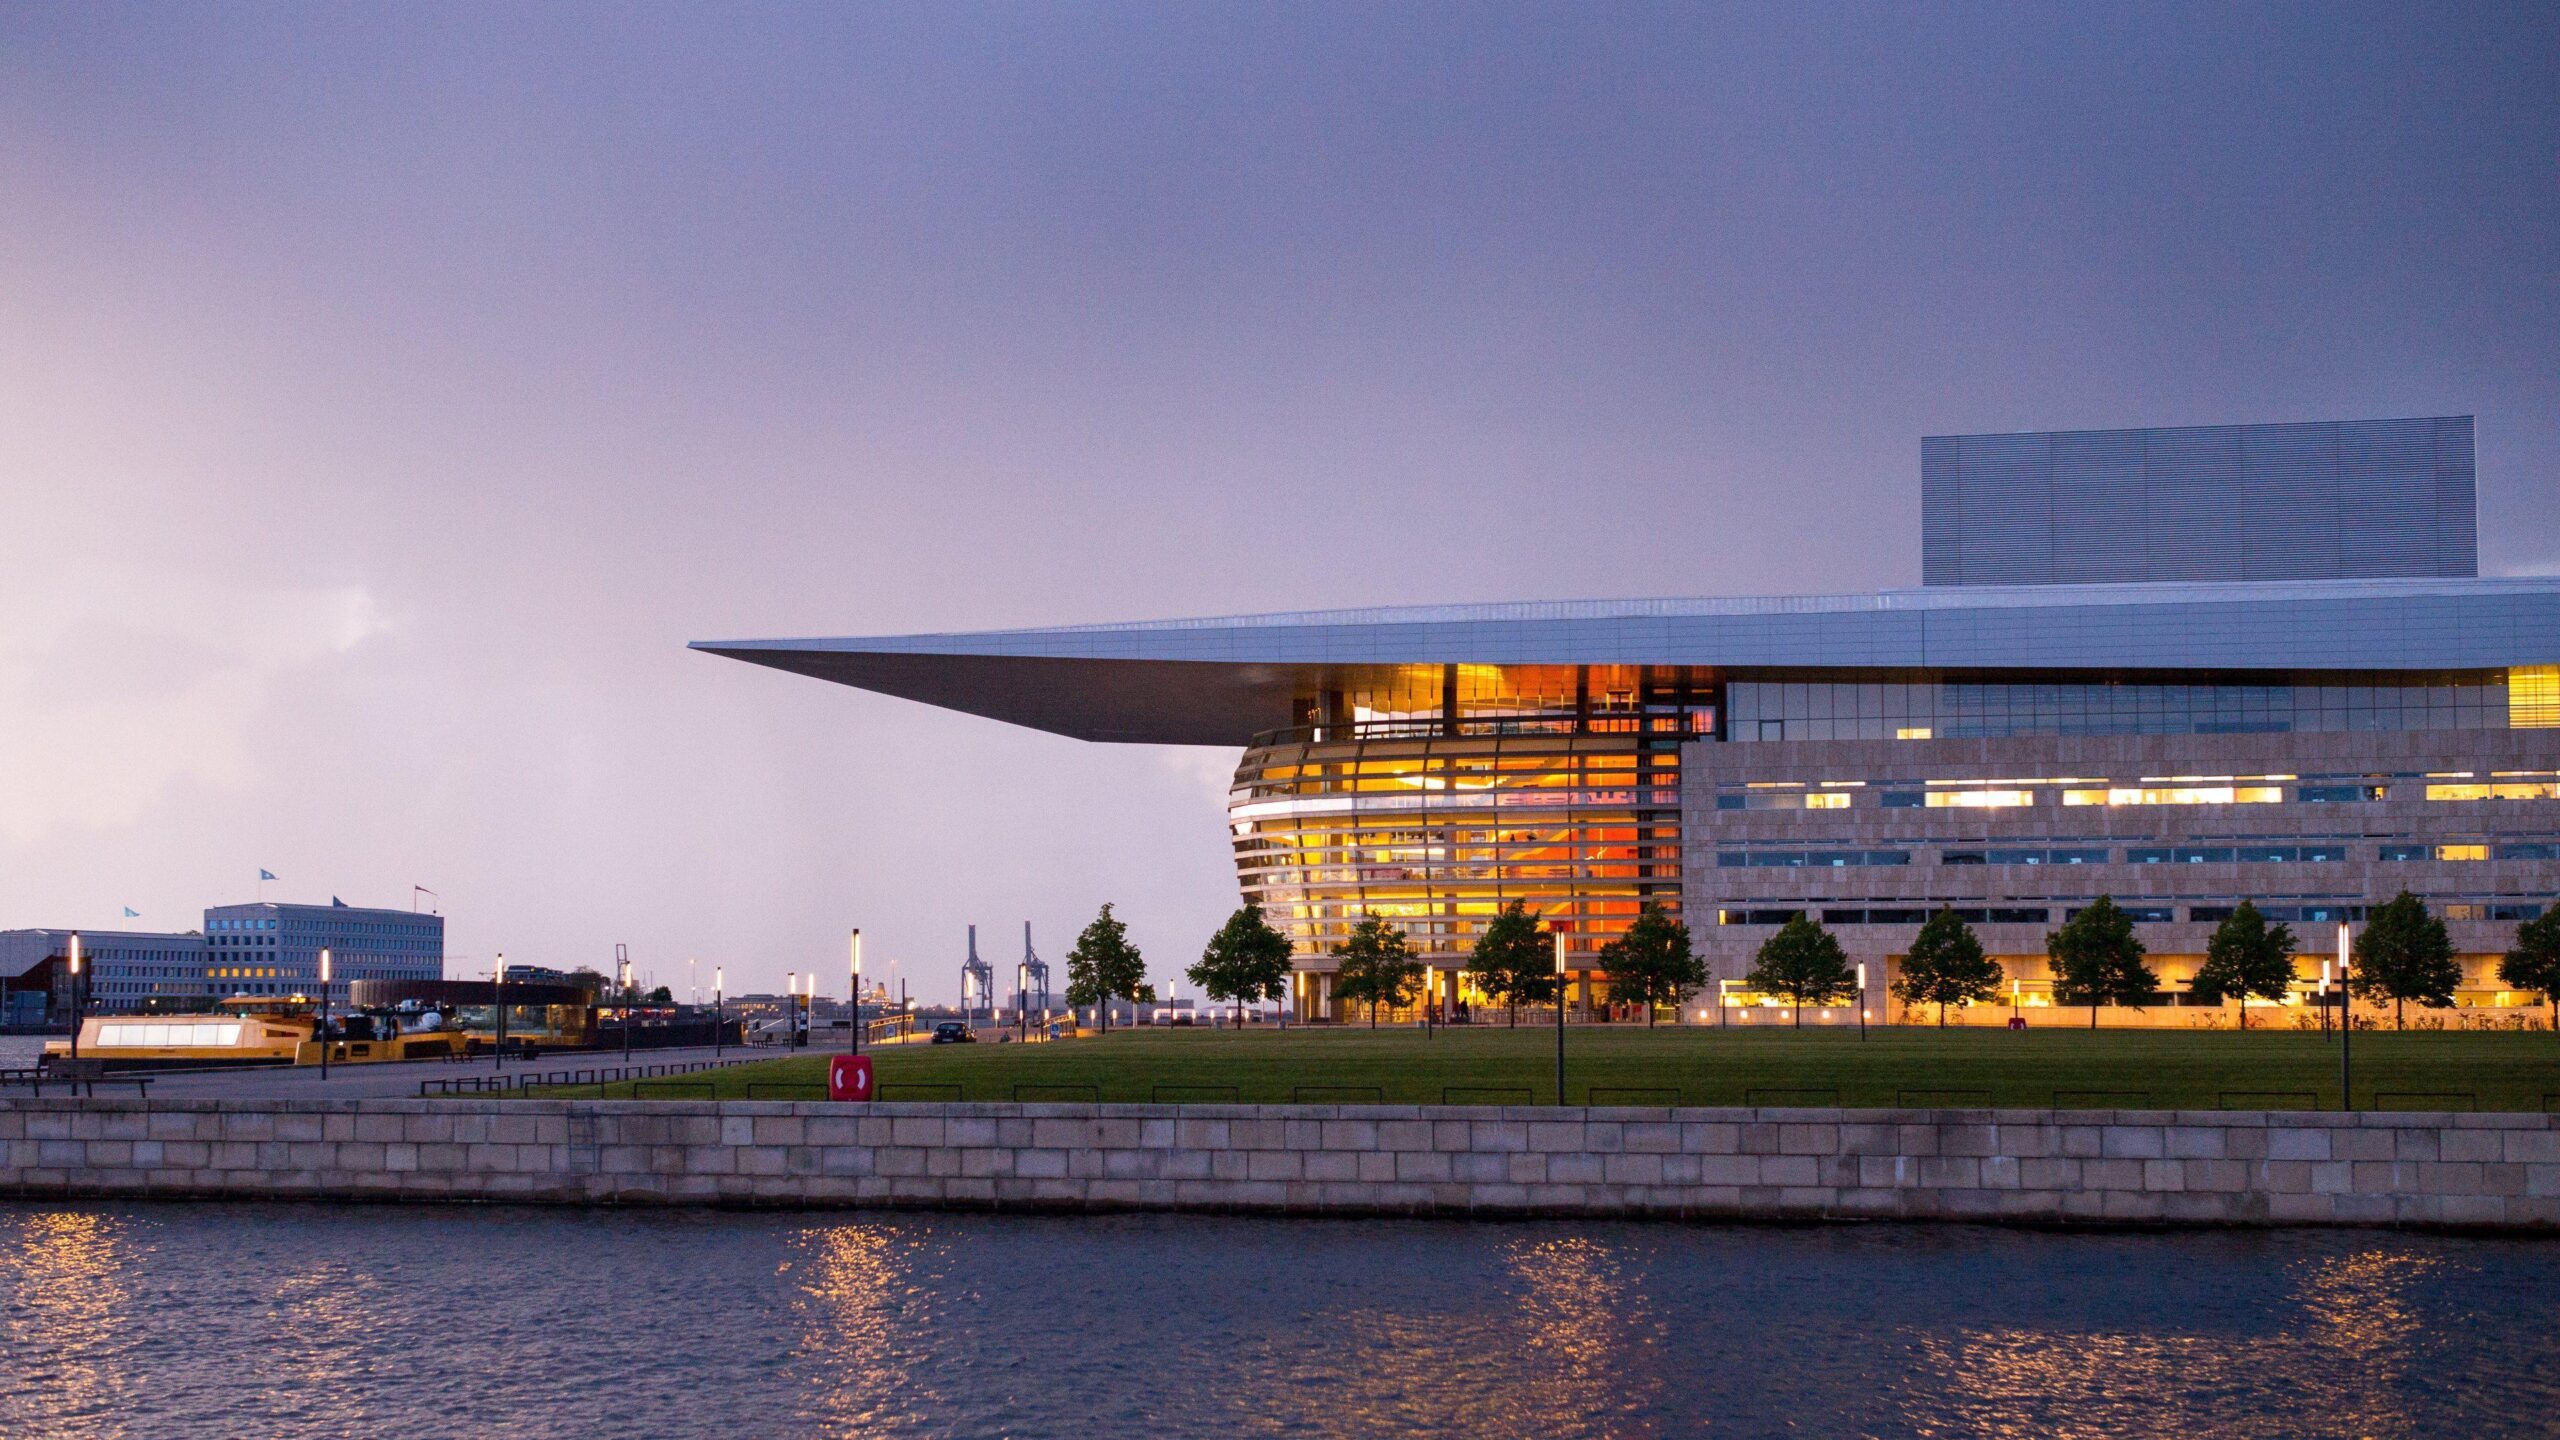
931,1021 -> 976,1044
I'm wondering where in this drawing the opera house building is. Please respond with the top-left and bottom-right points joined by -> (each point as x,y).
698,416 -> 2560,1024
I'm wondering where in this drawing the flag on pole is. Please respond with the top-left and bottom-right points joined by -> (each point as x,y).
123,907 -> 139,918
259,869 -> 277,881
332,896 -> 348,907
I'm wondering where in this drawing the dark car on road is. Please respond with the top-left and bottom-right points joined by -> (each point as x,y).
931,1021 -> 976,1044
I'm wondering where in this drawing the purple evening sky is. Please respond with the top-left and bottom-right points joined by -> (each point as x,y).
3,3 -> 2555,1000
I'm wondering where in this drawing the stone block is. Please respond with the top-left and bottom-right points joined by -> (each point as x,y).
2163,1127 -> 2225,1160
2266,1128 -> 2330,1161
1780,1123 -> 1839,1156
2100,1127 -> 2164,1159
1372,1117 -> 1433,1147
2018,1157 -> 2077,1190
1937,1124 -> 1996,1157
1698,1154 -> 1758,1187
1681,1122 -> 1740,1154
1605,1154 -> 1666,1186
1244,1150 -> 1303,1182
1545,1154 -> 1603,1185
1395,1151 -> 1454,1183
1528,1122 -> 1584,1153
1625,1123 -> 1680,1154
1303,1151 -> 1357,1182
2435,1129 -> 2499,1164
1760,1156 -> 1819,1187
2181,1160 -> 2247,1193
2420,1162 -> 2484,1195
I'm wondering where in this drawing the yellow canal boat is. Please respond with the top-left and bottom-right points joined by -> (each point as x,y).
42,996 -> 470,1070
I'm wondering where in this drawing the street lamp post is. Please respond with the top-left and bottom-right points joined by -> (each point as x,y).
786,971 -> 798,1049
849,929 -> 862,1057
713,965 -> 726,1057
66,932 -> 83,1075
1553,925 -> 1568,1107
2338,923 -> 2354,1111
1018,961 -> 1029,1044
493,952 -> 507,1071
619,945 -> 634,1063
318,947 -> 332,1081
1856,962 -> 1868,1041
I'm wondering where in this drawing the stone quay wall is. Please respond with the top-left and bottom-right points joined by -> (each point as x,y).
6,1099 -> 2560,1229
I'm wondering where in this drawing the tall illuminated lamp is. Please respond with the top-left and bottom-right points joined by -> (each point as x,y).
619,944 -> 634,1063
849,929 -> 862,1057
1554,923 -> 1568,1107
493,952 -> 507,1071
1856,962 -> 1868,1041
66,932 -> 83,1076
713,964 -> 726,1059
318,947 -> 333,1081
2338,923 -> 2354,1112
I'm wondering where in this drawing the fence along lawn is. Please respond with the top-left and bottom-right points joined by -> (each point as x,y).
530,1025 -> 2560,1111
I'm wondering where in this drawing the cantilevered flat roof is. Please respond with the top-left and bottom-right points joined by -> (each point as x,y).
692,576 -> 2560,746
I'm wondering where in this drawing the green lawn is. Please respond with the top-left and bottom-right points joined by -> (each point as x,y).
533,1023 -> 2560,1111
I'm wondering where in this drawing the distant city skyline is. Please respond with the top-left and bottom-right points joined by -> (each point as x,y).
4,4 -> 2556,1001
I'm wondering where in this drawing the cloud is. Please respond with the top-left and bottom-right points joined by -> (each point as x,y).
0,568 -> 385,843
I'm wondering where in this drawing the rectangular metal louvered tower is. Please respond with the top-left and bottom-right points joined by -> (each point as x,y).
1920,416 -> 2475,586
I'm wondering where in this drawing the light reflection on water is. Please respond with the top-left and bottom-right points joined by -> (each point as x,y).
1,1204 -> 2553,1439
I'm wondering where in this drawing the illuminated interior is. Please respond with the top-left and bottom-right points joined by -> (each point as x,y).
1233,665 -> 1700,970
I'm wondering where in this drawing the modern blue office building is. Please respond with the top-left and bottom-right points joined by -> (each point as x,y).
201,902 -> 444,1000
2,900 -> 444,1018
699,416 -> 2560,1024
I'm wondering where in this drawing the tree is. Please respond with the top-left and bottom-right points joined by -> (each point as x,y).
2047,896 -> 2157,1029
2187,901 -> 2297,1029
1600,903 -> 1706,1026
646,985 -> 674,1005
1189,901 -> 1295,1029
2498,905 -> 2560,1032
1065,902 -> 1152,1033
1468,899 -> 1556,1027
1331,914 -> 1422,1028
2354,890 -> 2458,1029
1892,907 -> 2003,1026
1744,915 -> 1855,1027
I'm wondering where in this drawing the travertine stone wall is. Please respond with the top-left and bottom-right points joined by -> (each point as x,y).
5,1100 -> 2558,1229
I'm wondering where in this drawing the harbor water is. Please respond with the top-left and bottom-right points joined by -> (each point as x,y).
3,1202 -> 2555,1437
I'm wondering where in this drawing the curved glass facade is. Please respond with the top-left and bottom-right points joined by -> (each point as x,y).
1229,724 -> 1685,971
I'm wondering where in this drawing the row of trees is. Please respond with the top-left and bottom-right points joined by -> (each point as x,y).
1063,897 -> 1716,1031
1760,890 -> 2560,1031
1061,900 -> 1301,1032
1060,887 -> 2560,1031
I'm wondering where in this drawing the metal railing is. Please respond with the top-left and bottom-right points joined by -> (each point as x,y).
417,1056 -> 760,1098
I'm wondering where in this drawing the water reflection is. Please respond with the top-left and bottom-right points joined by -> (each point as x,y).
1892,1244 -> 2469,1439
2,1210 -> 135,1438
0,1206 -> 2552,1440
792,1223 -> 938,1435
